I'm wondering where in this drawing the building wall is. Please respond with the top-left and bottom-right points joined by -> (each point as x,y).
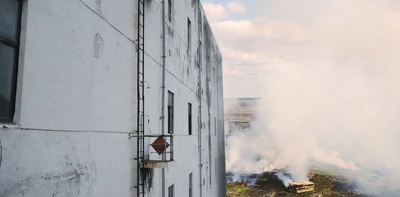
0,0 -> 225,197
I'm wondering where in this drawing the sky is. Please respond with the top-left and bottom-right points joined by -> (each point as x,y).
204,1 -> 400,195
201,0 -> 400,98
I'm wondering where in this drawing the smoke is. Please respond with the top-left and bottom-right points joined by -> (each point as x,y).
226,172 -> 260,186
275,172 -> 293,188
224,0 -> 400,196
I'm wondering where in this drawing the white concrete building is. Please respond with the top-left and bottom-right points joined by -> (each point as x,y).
0,0 -> 226,196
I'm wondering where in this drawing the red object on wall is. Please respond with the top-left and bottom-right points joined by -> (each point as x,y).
151,137 -> 170,155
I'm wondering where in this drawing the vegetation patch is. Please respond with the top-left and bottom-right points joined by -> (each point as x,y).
227,182 -> 251,197
227,170 -> 372,197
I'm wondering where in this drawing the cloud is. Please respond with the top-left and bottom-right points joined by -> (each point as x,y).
227,1 -> 247,14
204,0 -> 400,98
202,1 -> 247,22
202,3 -> 230,22
208,17 -> 307,97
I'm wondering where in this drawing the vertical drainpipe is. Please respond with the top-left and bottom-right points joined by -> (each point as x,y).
197,2 -> 203,197
161,1 -> 167,197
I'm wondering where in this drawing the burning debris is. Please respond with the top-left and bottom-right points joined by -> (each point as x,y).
275,170 -> 315,193
287,181 -> 315,193
226,172 -> 260,187
274,170 -> 315,193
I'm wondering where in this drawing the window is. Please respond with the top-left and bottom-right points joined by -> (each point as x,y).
189,173 -> 193,197
215,158 -> 217,178
168,184 -> 174,197
188,103 -> 192,135
168,0 -> 172,22
214,117 -> 217,136
168,91 -> 174,134
206,166 -> 209,186
0,0 -> 22,123
187,18 -> 191,50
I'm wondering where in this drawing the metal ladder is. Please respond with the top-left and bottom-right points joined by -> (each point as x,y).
135,0 -> 145,196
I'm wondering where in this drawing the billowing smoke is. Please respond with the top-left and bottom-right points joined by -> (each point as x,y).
223,1 -> 400,196
275,172 -> 293,188
226,172 -> 260,187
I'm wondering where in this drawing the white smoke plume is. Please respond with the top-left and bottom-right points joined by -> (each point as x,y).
275,172 -> 293,188
223,1 -> 400,196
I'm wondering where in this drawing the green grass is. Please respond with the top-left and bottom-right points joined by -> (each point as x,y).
227,182 -> 251,197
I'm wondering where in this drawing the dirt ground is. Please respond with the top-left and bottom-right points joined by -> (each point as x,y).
227,171 -> 373,197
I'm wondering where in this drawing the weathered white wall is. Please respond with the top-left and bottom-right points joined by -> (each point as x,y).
0,129 -> 134,197
0,0 -> 225,196
18,0 -> 137,131
1,0 -> 138,196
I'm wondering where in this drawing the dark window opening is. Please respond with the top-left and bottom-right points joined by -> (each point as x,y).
214,117 -> 217,136
187,18 -> 191,50
188,103 -> 192,135
168,184 -> 174,197
189,173 -> 193,197
0,0 -> 22,123
168,0 -> 172,22
168,91 -> 174,134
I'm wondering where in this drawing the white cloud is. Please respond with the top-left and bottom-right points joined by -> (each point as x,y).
202,1 -> 247,22
205,0 -> 400,98
227,1 -> 247,14
202,3 -> 230,22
